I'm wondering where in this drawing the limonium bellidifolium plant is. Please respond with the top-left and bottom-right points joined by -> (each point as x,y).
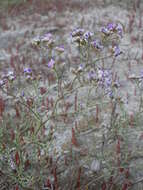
0,21 -> 143,190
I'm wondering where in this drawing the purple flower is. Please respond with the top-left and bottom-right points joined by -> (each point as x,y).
88,70 -> 96,80
21,91 -> 25,97
105,77 -> 112,87
101,23 -> 123,38
48,58 -> 55,68
83,31 -> 94,39
108,90 -> 114,99
41,33 -> 55,48
91,40 -> 103,50
24,68 -> 32,74
116,24 -> 123,38
113,45 -> 122,57
97,68 -> 104,80
98,68 -> 112,88
117,28 -> 122,37
26,75 -> 32,80
97,68 -> 119,98
41,33 -> 52,42
107,23 -> 116,31
101,27 -> 110,35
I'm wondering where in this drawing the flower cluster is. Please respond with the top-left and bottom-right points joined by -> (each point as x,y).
0,70 -> 16,87
6,71 -> 16,81
32,33 -> 55,48
71,28 -> 94,45
112,45 -> 122,57
71,24 -> 123,57
101,23 -> 123,38
97,68 -> 114,98
24,68 -> 32,74
91,40 -> 103,51
23,68 -> 32,80
32,33 -> 64,71
71,28 -> 85,37
83,31 -> 94,40
41,33 -> 55,48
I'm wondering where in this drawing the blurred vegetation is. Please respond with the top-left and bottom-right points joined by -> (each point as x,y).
0,0 -> 26,7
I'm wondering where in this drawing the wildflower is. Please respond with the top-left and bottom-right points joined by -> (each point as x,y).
97,68 -> 104,80
71,29 -> 94,46
71,28 -> 85,37
26,75 -> 32,81
83,31 -> 94,40
107,23 -> 116,31
113,45 -> 122,57
101,23 -> 123,38
8,75 -> 16,81
105,85 -> 114,99
23,68 -> 32,81
48,58 -> 55,68
41,33 -> 55,47
7,70 -> 14,77
101,27 -> 110,35
73,36 -> 87,46
21,91 -> 25,97
97,68 -> 114,98
88,70 -> 96,80
24,68 -> 32,74
47,39 -> 55,48
91,40 -> 103,50
105,77 -> 112,87
116,23 -> 123,37
5,70 -> 16,81
108,90 -> 114,99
